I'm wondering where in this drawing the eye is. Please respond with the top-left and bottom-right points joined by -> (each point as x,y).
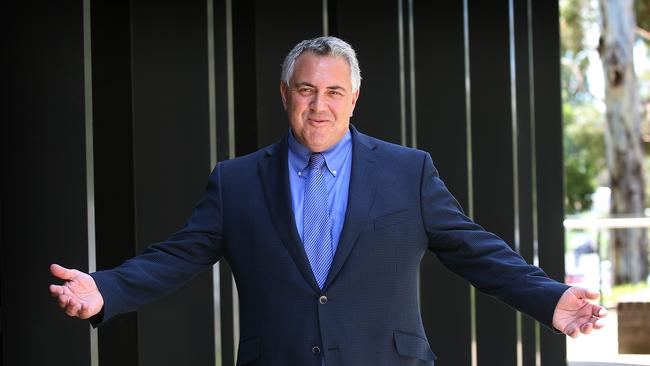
327,90 -> 344,98
297,87 -> 315,97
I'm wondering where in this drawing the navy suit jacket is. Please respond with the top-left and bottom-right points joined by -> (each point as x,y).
91,126 -> 568,366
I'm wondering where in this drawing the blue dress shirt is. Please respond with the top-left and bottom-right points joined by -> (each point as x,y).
287,129 -> 352,253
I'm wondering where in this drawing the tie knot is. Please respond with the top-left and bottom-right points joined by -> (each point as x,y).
308,153 -> 325,170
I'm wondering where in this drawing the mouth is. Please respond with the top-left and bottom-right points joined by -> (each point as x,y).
307,117 -> 330,124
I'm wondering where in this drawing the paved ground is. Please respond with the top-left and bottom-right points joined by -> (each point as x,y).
567,292 -> 650,366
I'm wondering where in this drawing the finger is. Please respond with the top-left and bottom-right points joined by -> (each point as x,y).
57,294 -> 71,309
563,323 -> 577,338
65,297 -> 81,316
584,289 -> 600,300
50,264 -> 77,281
580,322 -> 594,335
589,304 -> 606,317
56,289 -> 77,310
78,303 -> 94,320
78,303 -> 89,319
65,299 -> 82,317
49,284 -> 64,297
593,317 -> 606,329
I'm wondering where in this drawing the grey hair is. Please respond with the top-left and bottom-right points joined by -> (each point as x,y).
281,36 -> 362,92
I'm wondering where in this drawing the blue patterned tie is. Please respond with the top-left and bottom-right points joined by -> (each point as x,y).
303,153 -> 333,289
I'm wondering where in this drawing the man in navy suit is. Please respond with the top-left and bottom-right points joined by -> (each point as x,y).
50,36 -> 606,365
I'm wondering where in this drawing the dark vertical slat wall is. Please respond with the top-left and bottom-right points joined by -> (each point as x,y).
213,0 -> 233,162
91,0 -> 139,365
414,1 -> 473,365
1,0 -> 569,365
232,0 -> 259,156
532,1 -> 569,366
212,1 -> 236,365
512,0 -> 538,365
2,0 -> 92,365
468,1 -> 519,366
254,0 -> 323,147
129,0 -> 215,365
91,0 -> 136,272
335,0 -> 403,144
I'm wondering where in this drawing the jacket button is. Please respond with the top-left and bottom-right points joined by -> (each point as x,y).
312,346 -> 321,355
319,295 -> 328,304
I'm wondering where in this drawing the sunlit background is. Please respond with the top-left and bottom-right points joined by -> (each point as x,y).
561,0 -> 650,364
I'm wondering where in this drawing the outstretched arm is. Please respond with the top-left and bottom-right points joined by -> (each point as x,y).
49,163 -> 225,326
49,263 -> 104,319
552,287 -> 607,338
420,153 -> 603,332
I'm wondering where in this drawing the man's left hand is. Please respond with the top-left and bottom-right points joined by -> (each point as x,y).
552,286 -> 607,338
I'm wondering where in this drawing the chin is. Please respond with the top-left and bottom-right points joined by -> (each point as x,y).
304,142 -> 326,152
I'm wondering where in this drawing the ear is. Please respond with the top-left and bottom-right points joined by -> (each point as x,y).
280,81 -> 289,110
350,88 -> 360,116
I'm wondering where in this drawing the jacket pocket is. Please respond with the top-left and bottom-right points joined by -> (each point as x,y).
393,330 -> 437,363
236,337 -> 260,366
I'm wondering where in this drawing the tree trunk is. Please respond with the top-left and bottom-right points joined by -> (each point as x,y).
599,0 -> 649,284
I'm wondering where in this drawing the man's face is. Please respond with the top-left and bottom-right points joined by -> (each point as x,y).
281,52 -> 359,152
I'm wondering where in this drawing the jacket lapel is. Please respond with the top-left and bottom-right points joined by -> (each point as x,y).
258,137 -> 321,294
324,128 -> 382,290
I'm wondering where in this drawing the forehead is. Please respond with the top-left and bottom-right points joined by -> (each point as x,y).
291,53 -> 352,87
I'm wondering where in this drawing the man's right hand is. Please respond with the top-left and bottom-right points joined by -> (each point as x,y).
49,264 -> 104,319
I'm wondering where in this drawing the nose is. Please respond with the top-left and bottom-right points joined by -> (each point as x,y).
309,92 -> 327,112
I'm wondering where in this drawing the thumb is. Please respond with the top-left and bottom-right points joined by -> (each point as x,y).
585,289 -> 600,301
50,264 -> 77,281
571,286 -> 599,300
570,286 -> 590,299
574,287 -> 600,300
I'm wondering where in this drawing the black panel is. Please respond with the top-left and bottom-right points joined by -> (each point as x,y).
531,1 -> 567,365
513,0 -> 538,365
232,0 -> 259,156
214,0 -> 233,161
254,0 -> 323,148
468,1 -> 518,365
212,0 -> 235,364
335,0 -> 402,144
415,1 -> 472,365
327,0 -> 339,36
2,0 -> 91,365
130,0 -> 215,364
219,262 -> 235,366
90,0 -> 139,364
1,0 -> 7,358
513,0 -> 534,286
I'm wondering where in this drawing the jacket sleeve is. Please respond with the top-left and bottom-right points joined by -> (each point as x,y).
89,163 -> 225,326
419,152 -> 568,330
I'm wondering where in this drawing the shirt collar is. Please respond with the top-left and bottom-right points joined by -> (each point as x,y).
287,129 -> 352,178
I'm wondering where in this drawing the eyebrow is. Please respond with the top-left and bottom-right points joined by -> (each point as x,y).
294,82 -> 347,92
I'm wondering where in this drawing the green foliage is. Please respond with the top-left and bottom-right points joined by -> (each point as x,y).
560,0 -> 607,214
560,0 -> 596,55
563,102 -> 606,214
559,0 -> 599,100
560,0 -> 650,214
636,0 -> 650,41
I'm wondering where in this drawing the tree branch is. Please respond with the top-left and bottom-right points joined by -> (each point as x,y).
636,27 -> 650,41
